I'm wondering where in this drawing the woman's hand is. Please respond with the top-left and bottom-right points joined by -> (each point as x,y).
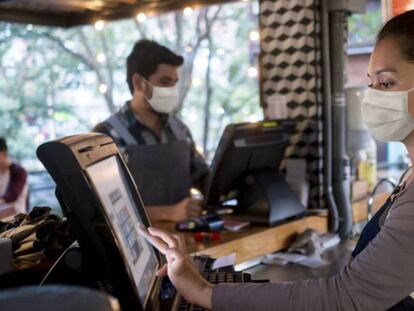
138,225 -> 213,309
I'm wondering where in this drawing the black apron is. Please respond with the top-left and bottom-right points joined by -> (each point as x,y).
106,114 -> 192,206
352,185 -> 414,310
124,141 -> 191,206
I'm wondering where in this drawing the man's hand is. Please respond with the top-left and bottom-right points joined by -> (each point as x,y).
165,197 -> 202,222
146,197 -> 203,222
182,197 -> 203,219
138,225 -> 213,309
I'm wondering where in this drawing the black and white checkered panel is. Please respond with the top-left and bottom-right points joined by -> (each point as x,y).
259,0 -> 324,209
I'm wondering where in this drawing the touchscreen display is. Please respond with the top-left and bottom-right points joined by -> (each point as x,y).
86,156 -> 158,305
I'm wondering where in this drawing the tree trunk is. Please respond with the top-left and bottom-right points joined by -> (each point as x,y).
202,35 -> 213,157
175,13 -> 184,54
78,29 -> 116,114
99,31 -> 116,113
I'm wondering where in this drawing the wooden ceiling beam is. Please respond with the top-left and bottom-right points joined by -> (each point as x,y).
0,9 -> 75,27
0,0 -> 240,28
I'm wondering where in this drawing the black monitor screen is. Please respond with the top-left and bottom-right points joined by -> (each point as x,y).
85,155 -> 158,305
205,120 -> 296,206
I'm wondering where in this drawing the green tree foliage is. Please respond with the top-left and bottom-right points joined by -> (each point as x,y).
348,1 -> 382,47
0,1 -> 260,167
0,23 -> 76,164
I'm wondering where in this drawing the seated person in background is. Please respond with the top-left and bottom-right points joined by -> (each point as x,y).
0,137 -> 28,218
94,39 -> 209,223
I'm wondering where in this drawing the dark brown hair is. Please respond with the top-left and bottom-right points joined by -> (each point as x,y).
377,10 -> 414,63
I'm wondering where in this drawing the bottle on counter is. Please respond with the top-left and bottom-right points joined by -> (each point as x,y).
358,137 -> 377,192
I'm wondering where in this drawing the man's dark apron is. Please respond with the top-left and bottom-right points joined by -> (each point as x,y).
352,182 -> 414,310
106,114 -> 191,206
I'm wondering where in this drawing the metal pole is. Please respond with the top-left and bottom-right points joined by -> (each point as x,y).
329,10 -> 352,238
320,0 -> 340,232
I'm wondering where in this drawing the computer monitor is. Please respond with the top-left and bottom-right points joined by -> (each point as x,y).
37,133 -> 160,311
204,120 -> 306,225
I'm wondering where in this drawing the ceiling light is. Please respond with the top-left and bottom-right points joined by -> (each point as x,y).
99,84 -> 108,94
94,20 -> 105,31
248,67 -> 258,78
249,30 -> 260,41
136,13 -> 146,23
96,53 -> 106,63
183,7 -> 193,16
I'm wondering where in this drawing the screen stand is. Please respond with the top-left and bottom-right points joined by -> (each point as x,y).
237,171 -> 307,226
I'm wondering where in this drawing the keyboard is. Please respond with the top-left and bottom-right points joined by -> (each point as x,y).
192,255 -> 215,272
174,256 -> 251,311
202,270 -> 251,284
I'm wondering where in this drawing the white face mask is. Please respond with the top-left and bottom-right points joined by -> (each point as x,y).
142,78 -> 180,114
361,87 -> 414,142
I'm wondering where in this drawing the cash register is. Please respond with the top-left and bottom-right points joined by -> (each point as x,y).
37,133 -> 251,311
204,120 -> 307,225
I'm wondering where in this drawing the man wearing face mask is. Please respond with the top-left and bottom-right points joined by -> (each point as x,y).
93,39 -> 209,222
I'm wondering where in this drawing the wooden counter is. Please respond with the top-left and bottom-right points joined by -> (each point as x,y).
154,193 -> 389,265
156,215 -> 328,264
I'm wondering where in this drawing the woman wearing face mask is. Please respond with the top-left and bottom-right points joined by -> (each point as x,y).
139,10 -> 414,311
